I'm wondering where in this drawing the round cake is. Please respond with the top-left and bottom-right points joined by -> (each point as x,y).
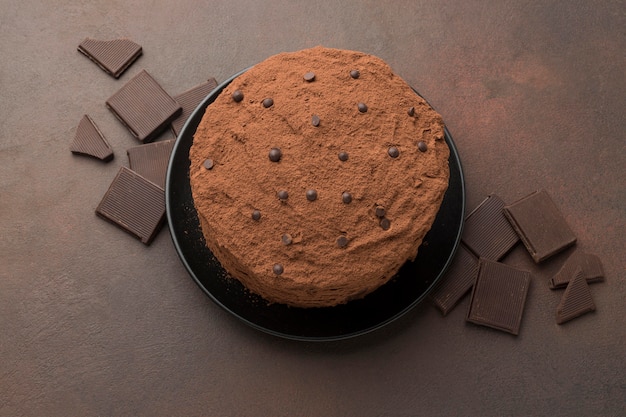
189,46 -> 450,308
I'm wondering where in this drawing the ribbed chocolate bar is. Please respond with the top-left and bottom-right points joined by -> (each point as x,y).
171,78 -> 218,136
69,115 -> 114,162
462,194 -> 519,260
126,139 -> 175,189
466,259 -> 531,335
106,70 -> 182,143
504,190 -> 576,263
96,167 -> 165,245
550,251 -> 604,289
77,38 -> 142,78
556,267 -> 596,324
429,244 -> 479,315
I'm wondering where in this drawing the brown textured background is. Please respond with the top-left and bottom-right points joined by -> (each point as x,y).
1,1 -> 624,416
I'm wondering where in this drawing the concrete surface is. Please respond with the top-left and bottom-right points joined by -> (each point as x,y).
1,1 -> 624,416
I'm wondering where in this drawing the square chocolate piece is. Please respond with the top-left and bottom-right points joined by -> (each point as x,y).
106,69 -> 182,143
462,194 -> 519,261
96,167 -> 165,245
466,259 -> 531,335
126,139 -> 175,189
429,244 -> 479,315
171,78 -> 218,136
504,190 -> 577,263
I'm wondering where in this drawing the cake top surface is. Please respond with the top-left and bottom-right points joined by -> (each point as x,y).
189,46 -> 450,307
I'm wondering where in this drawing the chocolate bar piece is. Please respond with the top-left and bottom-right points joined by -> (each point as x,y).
504,190 -> 576,263
77,38 -> 142,78
126,139 -> 175,189
550,251 -> 604,289
96,167 -> 165,245
466,259 -> 531,335
106,70 -> 182,143
462,194 -> 519,261
171,78 -> 218,136
69,115 -> 114,162
556,267 -> 596,324
429,244 -> 479,315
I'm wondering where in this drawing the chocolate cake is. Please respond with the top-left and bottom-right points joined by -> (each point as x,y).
189,46 -> 450,308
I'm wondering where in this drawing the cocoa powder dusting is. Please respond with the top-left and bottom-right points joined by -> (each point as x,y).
189,46 -> 449,308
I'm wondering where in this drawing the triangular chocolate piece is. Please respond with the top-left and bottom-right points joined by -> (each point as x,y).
78,38 -> 142,78
556,267 -> 596,324
70,115 -> 114,162
171,78 -> 218,136
550,251 -> 604,289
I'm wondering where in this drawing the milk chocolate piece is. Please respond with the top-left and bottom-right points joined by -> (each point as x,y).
462,194 -> 519,261
96,167 -> 165,245
126,139 -> 175,189
504,190 -> 577,263
106,70 -> 182,143
77,38 -> 142,78
550,251 -> 604,289
171,78 -> 218,136
556,267 -> 596,324
466,259 -> 531,335
70,115 -> 114,162
429,244 -> 479,316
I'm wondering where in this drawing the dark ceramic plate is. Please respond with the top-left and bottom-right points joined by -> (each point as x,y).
165,70 -> 465,341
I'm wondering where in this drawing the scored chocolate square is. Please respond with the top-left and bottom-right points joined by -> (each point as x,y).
429,244 -> 479,315
171,78 -> 218,136
504,190 -> 577,263
127,139 -> 175,189
96,166 -> 165,245
466,259 -> 531,335
462,194 -> 520,261
106,69 -> 182,143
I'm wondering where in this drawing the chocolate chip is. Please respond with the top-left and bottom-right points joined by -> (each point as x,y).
338,151 -> 349,161
388,146 -> 400,158
375,205 -> 386,218
269,147 -> 282,162
350,70 -> 360,79
277,190 -> 289,201
342,192 -> 352,204
203,158 -> 214,170
303,72 -> 316,82
262,98 -> 274,108
418,141 -> 428,152
380,218 -> 391,230
337,236 -> 349,248
252,210 -> 261,221
311,115 -> 320,127
273,264 -> 284,275
232,90 -> 244,102
282,234 -> 293,245
306,189 -> 318,201
408,106 -> 415,116
357,103 -> 368,113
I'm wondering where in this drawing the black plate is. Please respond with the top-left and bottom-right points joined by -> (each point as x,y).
166,71 -> 465,341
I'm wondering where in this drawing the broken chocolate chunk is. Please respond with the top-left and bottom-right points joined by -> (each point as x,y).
70,115 -> 114,162
171,78 -> 218,136
77,37 -> 142,78
126,139 -> 175,188
556,267 -> 596,324
550,251 -> 604,289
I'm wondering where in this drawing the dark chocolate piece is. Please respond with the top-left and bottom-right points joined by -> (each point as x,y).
262,98 -> 274,108
252,210 -> 261,221
338,151 -> 349,161
375,206 -> 386,218
269,148 -> 282,162
303,72 -> 315,82
350,70 -> 360,79
337,236 -> 349,248
106,70 -> 182,143
550,251 -> 604,289
126,139 -> 175,189
380,218 -> 391,230
556,267 -> 596,324
429,244 -> 480,316
417,141 -> 428,152
311,115 -> 320,127
342,192 -> 352,204
277,190 -> 288,201
388,147 -> 400,158
282,234 -> 293,245
203,159 -> 214,170
408,107 -> 415,117
357,103 -> 368,113
306,189 -> 318,201
171,78 -> 218,136
95,167 -> 165,245
466,259 -> 531,335
462,194 -> 520,261
232,90 -> 244,102
77,38 -> 142,78
273,264 -> 284,275
70,115 -> 114,162
504,190 -> 577,263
